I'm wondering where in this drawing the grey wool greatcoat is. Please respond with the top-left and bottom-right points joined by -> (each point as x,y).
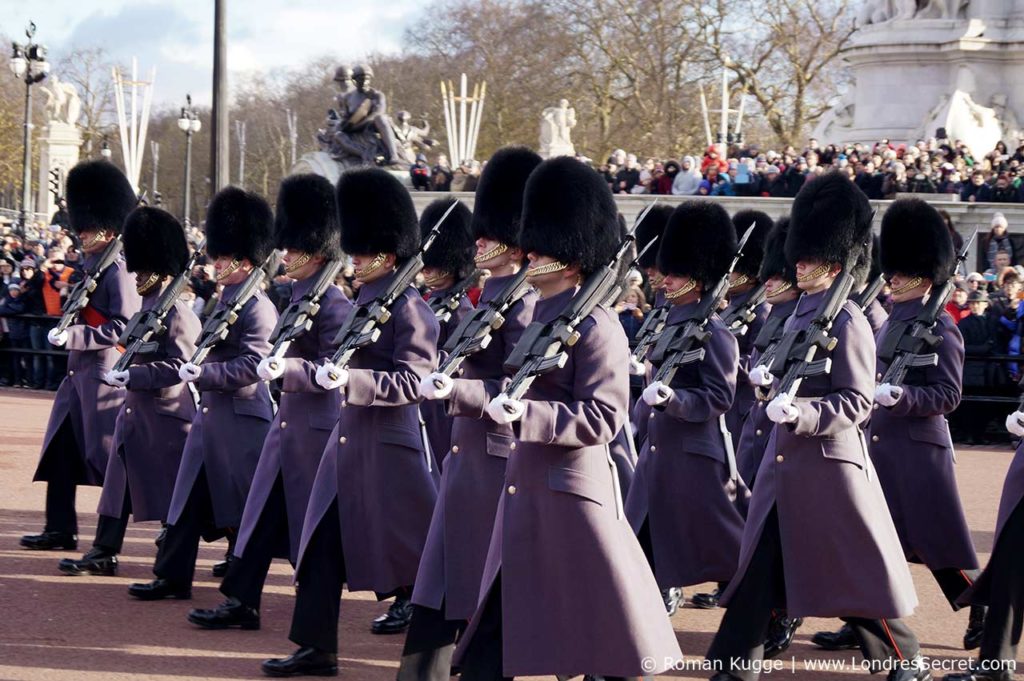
454,289 -> 682,678
166,286 -> 279,529
421,285 -> 474,469
735,297 -> 799,488
97,296 -> 200,522
863,297 -> 889,335
233,272 -> 352,563
296,271 -> 440,595
35,256 -> 141,486
868,298 -> 978,570
724,287 -> 769,451
720,290 -> 918,620
625,301 -> 745,588
413,274 -> 537,621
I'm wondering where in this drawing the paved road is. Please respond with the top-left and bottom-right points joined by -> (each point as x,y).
0,387 -> 1017,680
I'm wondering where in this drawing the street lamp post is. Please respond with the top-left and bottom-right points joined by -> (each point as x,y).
177,94 -> 201,230
8,21 -> 49,238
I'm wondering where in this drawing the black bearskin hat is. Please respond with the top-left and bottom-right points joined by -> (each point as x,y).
122,207 -> 189,276
635,204 -> 674,270
850,234 -> 881,289
759,217 -> 796,285
880,198 -> 955,284
420,197 -> 475,280
731,209 -> 773,280
336,168 -> 419,260
472,146 -> 543,246
785,171 -> 872,271
519,157 -> 620,275
275,174 -> 341,259
657,201 -> 737,287
205,186 -> 275,265
65,160 -> 137,236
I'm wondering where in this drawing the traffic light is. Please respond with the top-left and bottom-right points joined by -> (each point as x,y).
48,168 -> 61,201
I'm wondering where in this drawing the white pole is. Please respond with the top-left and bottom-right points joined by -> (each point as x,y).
135,66 -> 155,191
471,81 -> 486,162
112,68 -> 134,191
719,70 -> 728,157
447,80 -> 460,161
466,82 -> 480,162
129,58 -> 139,186
698,83 -> 713,147
440,82 -> 455,163
734,85 -> 747,136
459,73 -> 468,165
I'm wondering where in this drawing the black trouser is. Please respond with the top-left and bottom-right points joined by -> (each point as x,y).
93,492 -> 131,553
154,466 -> 221,586
458,574 -> 646,681
636,519 -> 656,573
396,603 -> 466,681
42,422 -> 85,536
975,501 -> 1024,672
221,474 -> 290,610
932,566 -> 981,610
289,498 -> 347,654
707,507 -> 920,681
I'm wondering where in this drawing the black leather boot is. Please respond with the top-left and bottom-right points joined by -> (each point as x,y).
963,605 -> 986,651
810,622 -> 859,650
262,646 -> 338,677
887,654 -> 932,681
371,596 -> 413,635
187,597 -> 260,630
21,531 -> 77,551
128,578 -> 192,600
691,586 -> 723,609
662,587 -> 683,617
764,613 -> 803,659
58,547 -> 118,576
212,552 -> 234,578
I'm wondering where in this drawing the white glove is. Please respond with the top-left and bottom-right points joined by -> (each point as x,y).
874,383 -> 903,407
766,392 -> 799,424
178,362 -> 202,383
749,365 -> 775,387
257,357 -> 284,382
628,357 -> 646,376
315,362 -> 348,391
103,369 -> 130,388
487,394 -> 525,424
47,328 -> 68,347
419,372 -> 453,400
641,381 -> 673,407
1006,411 -> 1024,438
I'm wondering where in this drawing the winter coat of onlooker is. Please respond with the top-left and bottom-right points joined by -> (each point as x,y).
961,171 -> 992,202
671,156 -> 702,195
653,160 -> 679,195
987,212 -> 1015,269
989,173 -> 1021,203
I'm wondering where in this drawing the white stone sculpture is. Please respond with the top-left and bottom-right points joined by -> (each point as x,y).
40,74 -> 82,126
539,99 -> 576,159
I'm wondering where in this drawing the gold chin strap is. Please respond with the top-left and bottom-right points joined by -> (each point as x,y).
215,259 -> 242,282
354,253 -> 387,278
890,276 -> 924,296
284,252 -> 312,274
729,274 -> 750,290
475,242 -> 508,264
136,273 -> 161,296
422,270 -> 449,287
796,263 -> 831,283
81,230 -> 109,249
525,260 -> 569,278
766,281 -> 793,300
664,278 -> 698,300
649,273 -> 665,289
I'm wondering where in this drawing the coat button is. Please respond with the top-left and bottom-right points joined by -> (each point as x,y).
507,485 -> 517,495
876,373 -> 883,381
451,445 -> 459,454
776,455 -> 784,463
873,403 -> 879,410
755,429 -> 763,436
650,445 -> 657,452
125,407 -> 132,414
649,413 -> 655,419
871,435 -> 879,442
510,442 -> 517,450
202,407 -> 209,414
339,436 -> 347,444
68,370 -> 74,376
341,400 -> 347,408
281,421 -> 287,429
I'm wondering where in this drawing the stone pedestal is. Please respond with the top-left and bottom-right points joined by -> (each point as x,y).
815,3 -> 1024,157
37,121 -> 82,219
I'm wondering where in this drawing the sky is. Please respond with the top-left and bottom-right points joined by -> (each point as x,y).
0,0 -> 422,109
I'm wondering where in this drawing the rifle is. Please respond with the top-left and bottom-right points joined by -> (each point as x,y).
188,252 -> 275,366
721,282 -> 768,337
644,222 -> 757,388
428,268 -> 480,324
263,259 -> 343,371
54,234 -> 124,335
324,199 -> 460,378
497,219 -> 652,403
433,266 -> 530,379
629,303 -> 668,369
878,231 -> 976,387
764,270 -> 856,401
111,239 -> 207,373
853,273 -> 885,313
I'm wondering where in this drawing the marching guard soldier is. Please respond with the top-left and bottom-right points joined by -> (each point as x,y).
419,196 -> 476,467
946,398 -> 1024,678
813,199 -> 984,652
187,174 -> 352,629
22,160 -> 141,554
625,202 -> 745,615
450,157 -> 682,681
705,173 -> 928,681
261,168 -> 439,677
398,146 -> 540,681
128,187 -> 278,599
79,208 -> 200,582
